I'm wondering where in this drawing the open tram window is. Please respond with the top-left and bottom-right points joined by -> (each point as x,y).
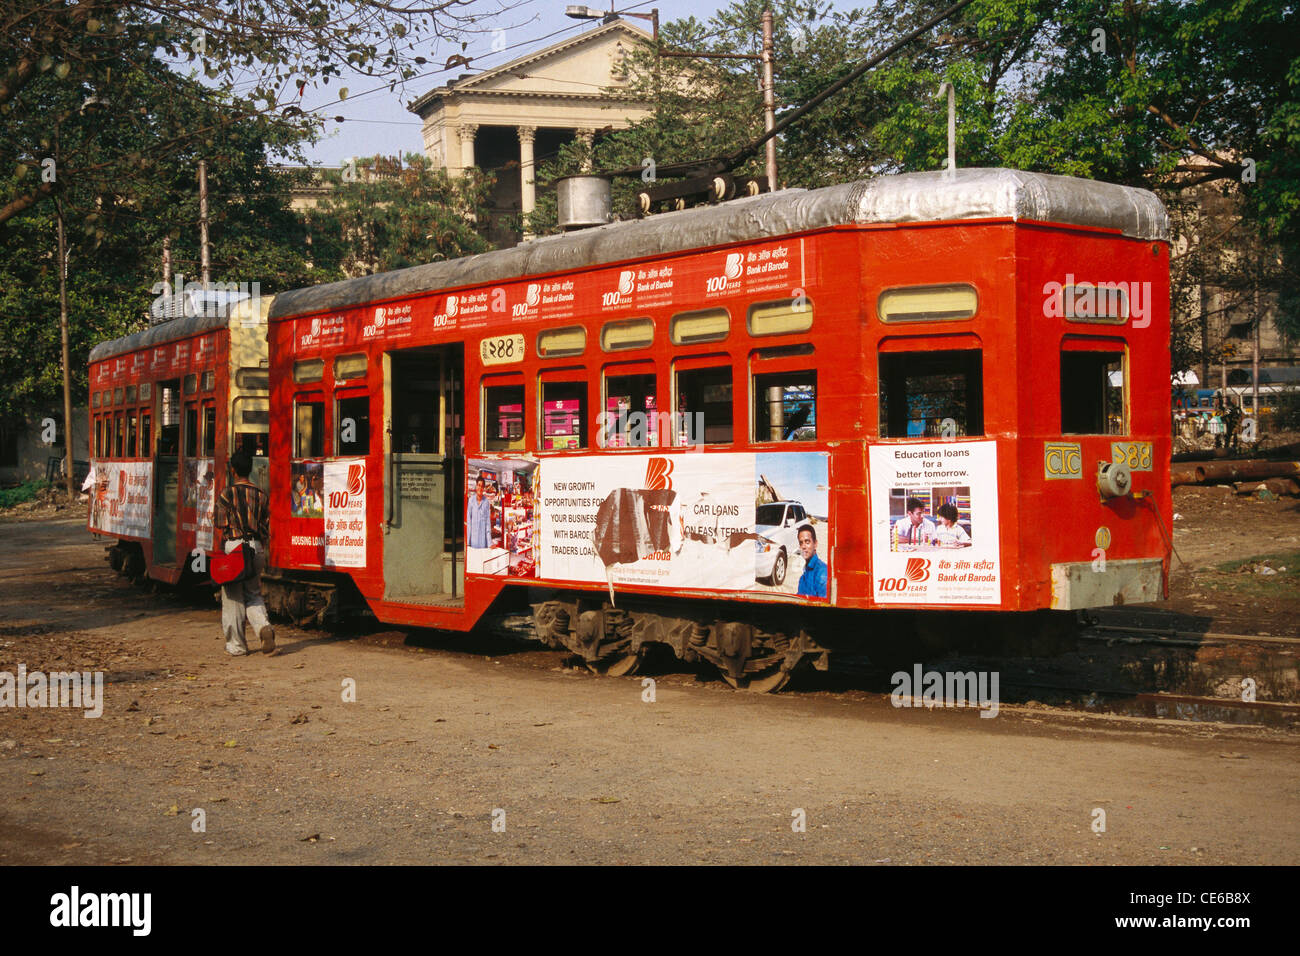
114,414 -> 124,457
183,405 -> 199,457
157,381 -> 180,456
675,363 -> 733,446
140,413 -> 152,457
1061,347 -> 1125,435
202,405 -> 216,457
754,370 -> 816,442
879,349 -> 983,438
126,413 -> 138,458
295,397 -> 325,458
603,369 -> 658,448
541,379 -> 587,451
483,380 -> 524,452
336,393 -> 370,456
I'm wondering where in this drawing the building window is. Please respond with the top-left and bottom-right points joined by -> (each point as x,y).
879,349 -> 983,438
1061,350 -> 1125,434
675,364 -> 732,445
754,370 -> 816,441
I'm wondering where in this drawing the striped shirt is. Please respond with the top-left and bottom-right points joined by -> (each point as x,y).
218,480 -> 270,544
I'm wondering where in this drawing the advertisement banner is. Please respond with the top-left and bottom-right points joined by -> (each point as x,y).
183,458 -> 216,551
531,452 -> 830,599
868,441 -> 1001,605
323,459 -> 367,568
88,460 -> 153,539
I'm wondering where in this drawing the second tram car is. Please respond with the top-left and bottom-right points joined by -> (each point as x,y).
251,168 -> 1172,689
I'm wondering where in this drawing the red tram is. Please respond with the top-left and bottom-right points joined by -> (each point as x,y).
87,297 -> 270,582
86,169 -> 1171,689
252,168 -> 1172,689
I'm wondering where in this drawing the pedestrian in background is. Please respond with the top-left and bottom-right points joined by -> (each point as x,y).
217,449 -> 275,656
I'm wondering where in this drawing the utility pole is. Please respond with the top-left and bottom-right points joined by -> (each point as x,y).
761,7 -> 777,191
56,199 -> 74,501
198,159 -> 210,288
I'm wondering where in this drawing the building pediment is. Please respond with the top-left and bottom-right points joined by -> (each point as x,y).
409,20 -> 652,117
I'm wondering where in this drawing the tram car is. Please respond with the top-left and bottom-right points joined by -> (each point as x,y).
87,295 -> 270,582
255,168 -> 1172,690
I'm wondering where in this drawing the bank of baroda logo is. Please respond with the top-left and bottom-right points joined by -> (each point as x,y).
879,557 -> 930,594
346,463 -> 365,497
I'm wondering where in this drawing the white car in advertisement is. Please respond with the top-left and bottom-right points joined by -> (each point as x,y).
755,500 -> 812,585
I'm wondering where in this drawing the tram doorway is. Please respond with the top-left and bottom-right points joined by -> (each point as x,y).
152,379 -> 181,567
384,345 -> 465,604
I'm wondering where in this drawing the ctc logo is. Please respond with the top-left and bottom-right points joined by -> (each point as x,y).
1044,442 -> 1082,479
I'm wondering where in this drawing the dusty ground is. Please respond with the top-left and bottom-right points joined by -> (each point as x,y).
1,497 -> 1298,866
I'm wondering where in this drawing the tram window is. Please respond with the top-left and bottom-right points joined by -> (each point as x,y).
157,382 -> 180,455
92,391 -> 101,409
541,381 -> 587,450
878,284 -> 978,323
93,419 -> 102,457
184,405 -> 199,457
675,365 -> 733,445
603,373 -> 658,447
671,309 -> 729,345
126,413 -> 138,458
201,370 -> 215,392
140,414 -> 152,457
139,382 -> 151,401
334,354 -> 367,381
202,405 -> 216,457
336,394 -> 370,455
878,350 -> 983,438
183,374 -> 197,395
113,387 -> 123,406
537,326 -> 587,359
753,371 -> 816,442
748,299 -> 813,337
295,399 -> 325,458
237,367 -> 270,390
1061,351 -> 1125,434
114,415 -> 124,457
124,385 -> 136,403
484,384 -> 525,452
601,318 -> 654,352
294,359 -> 325,384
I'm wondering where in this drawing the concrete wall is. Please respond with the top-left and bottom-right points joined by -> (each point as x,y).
0,406 -> 89,485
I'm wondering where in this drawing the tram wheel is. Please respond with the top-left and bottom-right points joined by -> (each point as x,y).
586,651 -> 644,678
720,666 -> 791,694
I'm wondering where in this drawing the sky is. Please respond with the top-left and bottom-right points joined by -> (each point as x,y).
294,0 -> 747,167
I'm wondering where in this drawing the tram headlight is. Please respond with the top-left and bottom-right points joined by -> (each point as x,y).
1097,461 -> 1132,500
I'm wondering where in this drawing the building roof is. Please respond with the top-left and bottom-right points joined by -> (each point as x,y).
269,168 -> 1171,321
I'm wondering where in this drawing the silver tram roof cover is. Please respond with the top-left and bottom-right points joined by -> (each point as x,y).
264,168 -> 1168,321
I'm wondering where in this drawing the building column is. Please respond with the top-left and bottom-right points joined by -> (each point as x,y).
518,125 -> 537,230
459,122 -> 478,174
576,128 -> 595,172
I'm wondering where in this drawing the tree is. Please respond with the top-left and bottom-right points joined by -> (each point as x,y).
2,0 -> 518,228
303,154 -> 493,276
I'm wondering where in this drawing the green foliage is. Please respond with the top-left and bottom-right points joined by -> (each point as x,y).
0,479 -> 49,509
1269,390 -> 1300,431
303,155 -> 494,276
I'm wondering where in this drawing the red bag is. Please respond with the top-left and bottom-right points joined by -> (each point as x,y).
209,543 -> 255,585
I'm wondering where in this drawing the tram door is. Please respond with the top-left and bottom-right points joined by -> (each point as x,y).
384,345 -> 464,603
153,380 -> 181,566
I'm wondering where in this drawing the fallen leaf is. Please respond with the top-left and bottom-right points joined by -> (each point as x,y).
488,743 -> 499,750
300,833 -> 320,843
28,769 -> 45,776
591,796 -> 620,804
164,805 -> 179,816
223,740 -> 237,748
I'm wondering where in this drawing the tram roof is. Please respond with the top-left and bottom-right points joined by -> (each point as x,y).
266,167 -> 1169,322
89,298 -> 253,363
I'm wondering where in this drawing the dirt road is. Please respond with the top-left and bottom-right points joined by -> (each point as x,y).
1,517 -> 1297,865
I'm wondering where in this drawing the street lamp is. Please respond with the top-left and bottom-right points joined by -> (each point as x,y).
565,5 -> 659,42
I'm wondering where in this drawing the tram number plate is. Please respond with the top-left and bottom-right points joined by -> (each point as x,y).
480,334 -> 524,366
1111,441 -> 1153,472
